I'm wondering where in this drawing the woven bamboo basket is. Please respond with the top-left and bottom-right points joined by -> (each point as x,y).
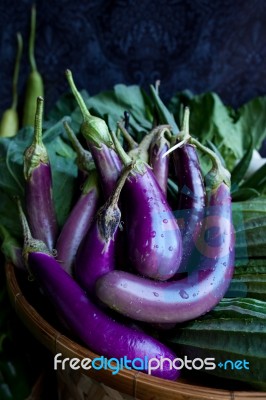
5,262 -> 266,400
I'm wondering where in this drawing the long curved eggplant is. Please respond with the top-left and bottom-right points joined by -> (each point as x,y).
169,108 -> 206,273
55,170 -> 100,275
75,166 -> 131,295
18,201 -> 179,381
111,131 -> 183,281
23,96 -> 58,251
96,144 -> 235,323
65,70 -> 122,198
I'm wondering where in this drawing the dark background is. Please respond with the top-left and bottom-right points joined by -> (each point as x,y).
1,0 -> 266,117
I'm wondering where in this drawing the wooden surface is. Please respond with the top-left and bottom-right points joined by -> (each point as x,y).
5,262 -> 266,400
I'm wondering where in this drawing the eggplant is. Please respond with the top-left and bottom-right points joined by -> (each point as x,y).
23,96 -> 58,251
111,131 -> 183,281
96,143 -> 235,323
168,108 -> 206,273
17,201 -> 179,381
55,170 -> 100,275
65,70 -> 122,198
75,165 -> 131,295
149,126 -> 171,194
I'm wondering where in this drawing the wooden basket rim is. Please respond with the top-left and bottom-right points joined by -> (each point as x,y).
5,262 -> 266,400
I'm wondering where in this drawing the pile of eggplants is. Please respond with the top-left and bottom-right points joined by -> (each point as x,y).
15,70 -> 235,382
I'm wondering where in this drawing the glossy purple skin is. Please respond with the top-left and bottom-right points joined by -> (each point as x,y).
75,218 -> 117,296
96,183 -> 235,323
89,144 -> 122,198
56,186 -> 99,276
149,142 -> 169,195
172,144 -> 206,273
25,163 -> 58,252
124,167 -> 182,281
28,252 -> 179,380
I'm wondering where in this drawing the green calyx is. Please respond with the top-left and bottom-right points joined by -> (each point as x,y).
65,69 -> 112,148
191,137 -> 231,190
97,164 -> 132,249
24,96 -> 48,180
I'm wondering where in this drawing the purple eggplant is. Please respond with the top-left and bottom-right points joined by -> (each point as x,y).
167,108 -> 206,273
149,126 -> 171,194
23,96 -> 58,251
96,143 -> 235,323
55,170 -> 100,275
111,131 -> 183,281
17,200 -> 179,381
65,70 -> 122,198
75,165 -> 131,295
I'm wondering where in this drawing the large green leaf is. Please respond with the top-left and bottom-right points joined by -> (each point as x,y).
236,96 -> 266,151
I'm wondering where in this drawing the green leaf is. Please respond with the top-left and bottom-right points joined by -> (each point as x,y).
236,96 -> 266,151
235,216 -> 266,258
241,162 -> 266,192
189,93 -> 243,170
149,85 -> 179,134
233,196 -> 266,222
231,188 -> 260,202
84,85 -> 153,137
231,135 -> 253,189
206,139 -> 226,167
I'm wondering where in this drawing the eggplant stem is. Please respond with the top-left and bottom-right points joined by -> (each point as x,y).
65,69 -> 91,120
34,96 -> 44,146
110,130 -> 132,166
29,4 -> 37,72
162,108 -> 191,158
11,33 -> 23,110
117,121 -> 138,150
109,164 -> 132,208
16,197 -> 32,244
129,124 -> 171,162
64,120 -> 93,167
191,137 -> 231,189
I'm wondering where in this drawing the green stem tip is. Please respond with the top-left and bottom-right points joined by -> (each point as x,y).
110,130 -> 132,166
11,32 -> 23,110
16,197 -> 32,245
117,120 -> 138,150
34,96 -> 44,145
65,69 -> 91,120
29,4 -> 37,72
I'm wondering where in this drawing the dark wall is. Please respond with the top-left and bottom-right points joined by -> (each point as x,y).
1,0 -> 266,116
